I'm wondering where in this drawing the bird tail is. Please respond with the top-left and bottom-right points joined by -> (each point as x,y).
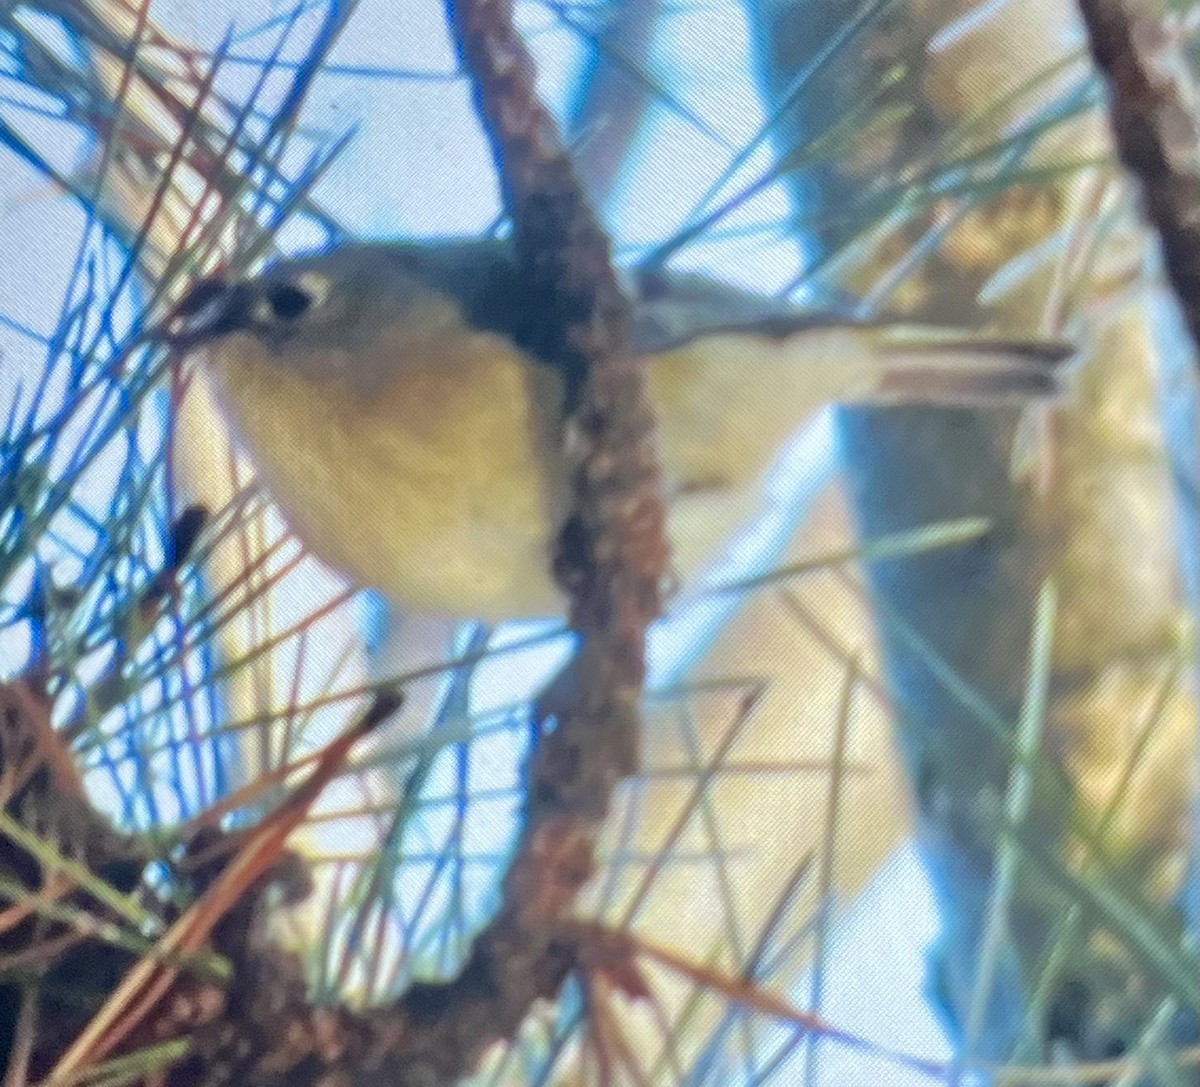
872,333 -> 1075,406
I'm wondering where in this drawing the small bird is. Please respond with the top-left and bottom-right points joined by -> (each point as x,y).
163,240 -> 1071,621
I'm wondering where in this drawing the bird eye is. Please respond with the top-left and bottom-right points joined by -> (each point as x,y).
263,281 -> 313,321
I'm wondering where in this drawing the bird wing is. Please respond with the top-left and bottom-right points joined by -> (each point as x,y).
374,240 -> 1074,403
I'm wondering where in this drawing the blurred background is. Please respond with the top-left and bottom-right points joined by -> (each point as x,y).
0,0 -> 1198,1083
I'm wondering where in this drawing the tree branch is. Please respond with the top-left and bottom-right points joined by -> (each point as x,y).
1076,1 -> 1200,363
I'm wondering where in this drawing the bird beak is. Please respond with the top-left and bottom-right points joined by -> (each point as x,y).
147,276 -> 256,350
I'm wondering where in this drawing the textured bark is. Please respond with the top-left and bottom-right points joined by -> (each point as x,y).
1076,0 -> 1200,368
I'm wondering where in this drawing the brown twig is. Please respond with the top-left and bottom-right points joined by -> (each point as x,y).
1076,1 -> 1200,363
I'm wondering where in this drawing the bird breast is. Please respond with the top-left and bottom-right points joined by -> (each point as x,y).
203,328 -> 567,618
